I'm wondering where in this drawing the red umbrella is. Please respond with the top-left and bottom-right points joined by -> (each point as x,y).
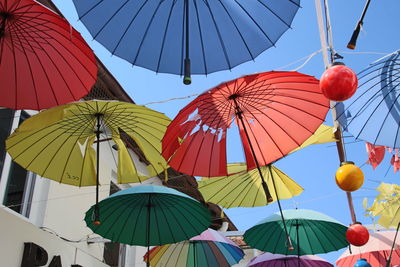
163,71 -> 329,180
0,0 -> 97,110
162,71 -> 329,248
336,231 -> 400,267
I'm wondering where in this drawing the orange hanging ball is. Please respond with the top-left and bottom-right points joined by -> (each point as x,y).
320,63 -> 358,102
335,161 -> 364,192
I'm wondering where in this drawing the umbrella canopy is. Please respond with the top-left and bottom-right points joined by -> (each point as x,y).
366,182 -> 400,228
6,100 -> 170,186
85,185 -> 210,248
248,253 -> 333,267
336,231 -> 400,267
162,71 -> 329,178
198,164 -> 303,208
72,0 -> 300,83
143,228 -> 244,267
0,0 -> 97,110
337,50 -> 400,148
243,209 -> 348,256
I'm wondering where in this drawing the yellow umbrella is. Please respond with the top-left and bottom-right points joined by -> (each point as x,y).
6,100 -> 170,221
289,124 -> 336,154
198,164 -> 303,208
366,182 -> 400,228
197,124 -> 335,208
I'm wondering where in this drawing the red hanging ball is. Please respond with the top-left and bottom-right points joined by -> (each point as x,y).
320,63 -> 358,101
346,223 -> 369,246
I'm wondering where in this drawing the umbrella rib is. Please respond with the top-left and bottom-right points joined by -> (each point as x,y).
351,75 -> 400,141
7,17 -> 20,109
132,1 -> 163,66
217,1 -> 254,60
92,0 -> 130,40
155,0 -> 176,73
232,0 -> 275,46
9,20 -> 40,109
342,74 -> 400,129
156,197 -> 178,244
202,1 -> 232,70
193,0 -> 208,74
257,0 -> 295,28
74,0 -> 105,20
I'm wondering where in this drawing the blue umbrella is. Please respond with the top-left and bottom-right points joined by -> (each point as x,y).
72,0 -> 300,84
337,50 -> 400,148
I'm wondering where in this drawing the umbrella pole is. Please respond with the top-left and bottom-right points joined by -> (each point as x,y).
94,114 -> 102,225
268,166 -> 294,250
296,219 -> 300,267
183,0 -> 191,85
232,97 -> 293,249
146,194 -> 152,267
386,221 -> 400,267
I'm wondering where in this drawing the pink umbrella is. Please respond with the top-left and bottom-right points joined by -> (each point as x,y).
248,253 -> 333,267
336,231 -> 400,267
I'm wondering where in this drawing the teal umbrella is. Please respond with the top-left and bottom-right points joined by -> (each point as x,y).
85,185 -> 211,266
244,209 -> 348,256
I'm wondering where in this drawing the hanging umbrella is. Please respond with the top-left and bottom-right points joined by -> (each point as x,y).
143,228 -> 244,267
163,71 -> 329,248
244,209 -> 348,256
197,124 -> 335,208
198,164 -> 303,208
248,253 -> 333,267
72,0 -> 300,84
0,0 -> 97,110
337,50 -> 400,148
336,231 -> 400,267
6,100 -> 170,222
85,185 -> 211,267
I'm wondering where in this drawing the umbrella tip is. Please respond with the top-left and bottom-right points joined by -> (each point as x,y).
93,220 -> 101,226
183,76 -> 191,85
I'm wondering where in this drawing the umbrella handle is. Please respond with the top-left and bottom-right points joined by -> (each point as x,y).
183,0 -> 191,85
347,0 -> 371,49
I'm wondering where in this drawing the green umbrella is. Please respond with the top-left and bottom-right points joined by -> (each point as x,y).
244,209 -> 348,256
85,185 -> 211,266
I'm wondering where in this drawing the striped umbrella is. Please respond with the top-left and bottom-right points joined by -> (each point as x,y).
248,253 -> 333,267
144,229 -> 244,267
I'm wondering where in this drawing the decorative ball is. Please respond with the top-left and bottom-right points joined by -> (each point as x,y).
320,63 -> 358,101
354,258 -> 371,267
335,161 -> 364,192
346,223 -> 369,246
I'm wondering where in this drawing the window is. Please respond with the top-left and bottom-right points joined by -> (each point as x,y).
1,110 -> 36,218
0,109 -> 15,179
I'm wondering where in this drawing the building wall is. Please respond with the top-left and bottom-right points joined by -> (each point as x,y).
0,208 -> 109,267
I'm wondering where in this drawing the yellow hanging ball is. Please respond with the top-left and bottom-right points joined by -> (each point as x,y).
335,161 -> 364,192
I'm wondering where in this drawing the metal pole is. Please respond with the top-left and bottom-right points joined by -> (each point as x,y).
386,221 -> 400,267
94,114 -> 102,224
146,194 -> 151,267
183,0 -> 191,85
296,220 -> 300,267
347,0 -> 372,49
231,96 -> 294,250
314,0 -> 357,223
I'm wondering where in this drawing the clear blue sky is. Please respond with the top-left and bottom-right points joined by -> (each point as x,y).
53,0 -> 399,265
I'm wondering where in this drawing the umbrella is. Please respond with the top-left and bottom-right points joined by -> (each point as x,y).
163,71 -> 329,248
248,253 -> 333,267
85,185 -> 211,267
6,100 -> 170,221
337,50 -> 400,148
336,231 -> 400,267
0,0 -> 97,110
198,164 -> 303,208
143,228 -> 244,267
243,209 -> 348,256
72,0 -> 300,84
